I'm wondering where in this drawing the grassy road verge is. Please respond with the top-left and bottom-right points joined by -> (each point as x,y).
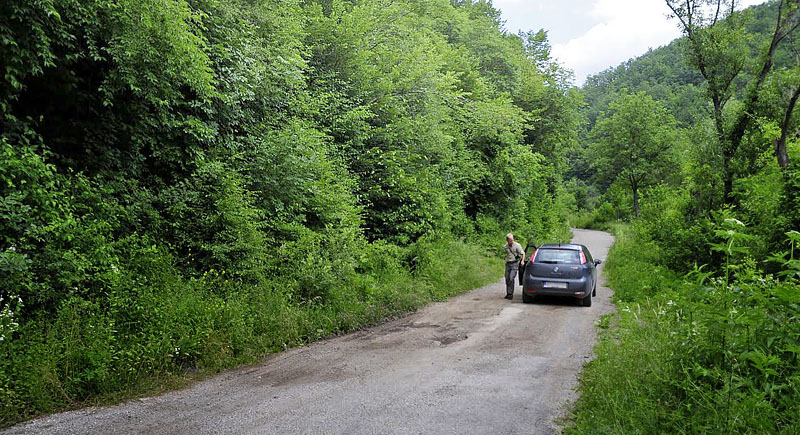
566,224 -> 800,434
1,239 -> 502,427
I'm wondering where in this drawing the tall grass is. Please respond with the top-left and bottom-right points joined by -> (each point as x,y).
567,223 -> 800,434
0,238 -> 502,427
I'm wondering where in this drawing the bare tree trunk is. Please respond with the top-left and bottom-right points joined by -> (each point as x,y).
712,100 -> 736,203
776,139 -> 791,168
723,148 -> 735,203
776,83 -> 800,168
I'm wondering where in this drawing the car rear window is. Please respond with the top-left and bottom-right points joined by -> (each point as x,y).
534,249 -> 580,264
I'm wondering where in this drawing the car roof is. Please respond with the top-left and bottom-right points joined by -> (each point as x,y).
537,243 -> 584,251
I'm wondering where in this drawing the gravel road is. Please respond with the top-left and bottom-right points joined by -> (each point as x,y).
5,229 -> 615,435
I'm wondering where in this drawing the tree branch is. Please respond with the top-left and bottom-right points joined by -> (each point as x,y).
713,0 -> 723,26
729,0 -> 794,149
665,1 -> 692,36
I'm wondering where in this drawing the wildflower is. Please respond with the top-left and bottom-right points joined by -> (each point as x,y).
666,300 -> 675,306
8,246 -> 15,252
724,218 -> 745,226
111,264 -> 119,273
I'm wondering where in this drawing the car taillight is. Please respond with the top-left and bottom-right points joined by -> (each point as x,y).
530,250 -> 537,262
580,251 -> 586,265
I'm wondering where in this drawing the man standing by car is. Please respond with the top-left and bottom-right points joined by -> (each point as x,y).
503,233 -> 525,300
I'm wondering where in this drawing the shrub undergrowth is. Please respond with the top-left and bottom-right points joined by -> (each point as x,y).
0,237 -> 503,426
567,223 -> 800,434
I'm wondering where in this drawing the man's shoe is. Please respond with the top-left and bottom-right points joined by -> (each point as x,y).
504,295 -> 513,300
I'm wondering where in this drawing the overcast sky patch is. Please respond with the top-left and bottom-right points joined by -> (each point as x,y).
492,0 -> 767,86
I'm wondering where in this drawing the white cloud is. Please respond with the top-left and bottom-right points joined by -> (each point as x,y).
546,0 -> 767,86
552,0 -> 677,85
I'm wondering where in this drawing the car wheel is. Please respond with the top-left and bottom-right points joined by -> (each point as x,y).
522,293 -> 535,304
582,293 -> 592,307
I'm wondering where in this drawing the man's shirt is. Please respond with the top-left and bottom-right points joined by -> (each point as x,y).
504,242 -> 524,262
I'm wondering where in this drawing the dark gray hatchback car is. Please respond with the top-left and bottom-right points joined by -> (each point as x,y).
521,243 -> 601,307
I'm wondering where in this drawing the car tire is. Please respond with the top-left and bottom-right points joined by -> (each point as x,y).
582,293 -> 592,307
522,293 -> 535,304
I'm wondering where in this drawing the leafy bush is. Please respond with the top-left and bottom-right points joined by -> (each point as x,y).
568,223 -> 800,434
569,202 -> 619,231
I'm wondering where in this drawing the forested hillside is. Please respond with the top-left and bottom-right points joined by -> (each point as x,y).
568,1 -> 800,433
574,0 -> 800,266
0,0 -> 579,424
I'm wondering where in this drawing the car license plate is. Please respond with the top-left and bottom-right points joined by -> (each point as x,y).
543,281 -> 568,289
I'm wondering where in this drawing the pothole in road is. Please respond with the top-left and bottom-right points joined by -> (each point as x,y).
433,333 -> 468,346
409,322 -> 439,329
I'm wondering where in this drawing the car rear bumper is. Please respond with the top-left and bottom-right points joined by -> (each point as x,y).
523,277 -> 590,299
522,288 -> 588,299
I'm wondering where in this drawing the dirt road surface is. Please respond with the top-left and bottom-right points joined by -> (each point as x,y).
5,229 -> 615,435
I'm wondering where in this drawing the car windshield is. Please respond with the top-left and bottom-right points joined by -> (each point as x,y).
534,249 -> 580,264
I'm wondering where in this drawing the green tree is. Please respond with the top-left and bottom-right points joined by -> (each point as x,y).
590,91 -> 680,217
665,0 -> 800,200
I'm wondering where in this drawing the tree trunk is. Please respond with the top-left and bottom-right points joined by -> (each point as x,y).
712,101 -> 736,203
723,148 -> 734,204
631,177 -> 640,218
776,138 -> 791,168
776,83 -> 800,169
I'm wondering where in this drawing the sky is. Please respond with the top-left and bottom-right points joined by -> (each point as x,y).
492,0 -> 768,86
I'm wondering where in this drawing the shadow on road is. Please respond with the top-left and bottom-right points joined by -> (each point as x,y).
515,295 -> 585,307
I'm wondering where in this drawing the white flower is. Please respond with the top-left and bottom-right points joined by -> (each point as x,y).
667,300 -> 675,306
111,265 -> 119,273
724,218 -> 745,227
8,246 -> 15,252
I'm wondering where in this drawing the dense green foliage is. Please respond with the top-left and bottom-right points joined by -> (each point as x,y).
0,0 -> 577,425
589,92 -> 681,217
569,1 -> 800,433
574,0 -> 800,265
568,223 -> 800,434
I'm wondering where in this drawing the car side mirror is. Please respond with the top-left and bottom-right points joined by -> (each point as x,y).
594,259 -> 602,265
